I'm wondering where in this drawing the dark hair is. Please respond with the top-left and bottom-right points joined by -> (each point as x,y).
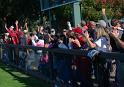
69,36 -> 76,40
111,19 -> 119,26
30,33 -> 34,37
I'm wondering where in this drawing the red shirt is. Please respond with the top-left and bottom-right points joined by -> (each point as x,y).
6,29 -> 19,44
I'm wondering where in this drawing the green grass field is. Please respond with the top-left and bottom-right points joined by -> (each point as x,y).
0,62 -> 51,87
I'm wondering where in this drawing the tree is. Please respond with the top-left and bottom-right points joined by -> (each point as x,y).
0,0 -> 41,23
0,0 -> 41,32
81,0 -> 124,21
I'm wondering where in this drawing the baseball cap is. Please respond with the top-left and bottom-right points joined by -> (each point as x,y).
97,20 -> 106,28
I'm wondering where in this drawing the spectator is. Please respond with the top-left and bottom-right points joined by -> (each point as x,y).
37,25 -> 44,40
87,21 -> 97,41
102,8 -> 123,87
110,29 -> 124,50
50,28 -> 56,36
84,26 -> 112,87
60,29 -> 69,47
5,25 -> 19,44
3,33 -> 11,44
84,26 -> 111,52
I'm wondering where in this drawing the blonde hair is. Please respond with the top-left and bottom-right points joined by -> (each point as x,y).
96,26 -> 109,39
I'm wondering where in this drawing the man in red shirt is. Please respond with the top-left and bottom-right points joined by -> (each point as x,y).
5,25 -> 19,44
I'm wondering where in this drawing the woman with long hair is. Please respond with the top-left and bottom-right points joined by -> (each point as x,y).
84,26 -> 111,52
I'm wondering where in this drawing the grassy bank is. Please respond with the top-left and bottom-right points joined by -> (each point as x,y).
0,62 -> 51,87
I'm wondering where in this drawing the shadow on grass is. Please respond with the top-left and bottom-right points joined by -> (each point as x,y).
0,62 -> 51,87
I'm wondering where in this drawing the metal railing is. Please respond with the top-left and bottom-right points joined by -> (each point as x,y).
0,44 -> 124,87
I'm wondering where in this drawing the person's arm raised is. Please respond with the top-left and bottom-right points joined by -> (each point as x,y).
25,22 -> 28,32
110,30 -> 124,49
102,8 -> 106,15
15,20 -> 19,32
5,24 -> 10,33
83,31 -> 96,48
102,8 -> 111,28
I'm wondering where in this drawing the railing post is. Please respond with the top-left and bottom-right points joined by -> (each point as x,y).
49,51 -> 54,87
0,44 -> 2,60
12,47 -> 15,64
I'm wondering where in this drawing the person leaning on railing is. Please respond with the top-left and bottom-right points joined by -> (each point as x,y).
110,23 -> 124,50
83,25 -> 112,87
102,7 -> 124,87
108,17 -> 124,50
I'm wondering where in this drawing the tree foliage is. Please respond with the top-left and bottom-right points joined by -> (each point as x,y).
0,0 -> 41,32
0,0 -> 40,23
0,0 -> 123,31
81,0 -> 124,21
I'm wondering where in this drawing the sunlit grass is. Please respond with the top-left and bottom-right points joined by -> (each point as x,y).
0,62 -> 51,87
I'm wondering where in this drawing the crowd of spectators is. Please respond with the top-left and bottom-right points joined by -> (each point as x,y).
1,8 -> 124,87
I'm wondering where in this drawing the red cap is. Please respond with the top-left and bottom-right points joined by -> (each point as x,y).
73,27 -> 82,34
